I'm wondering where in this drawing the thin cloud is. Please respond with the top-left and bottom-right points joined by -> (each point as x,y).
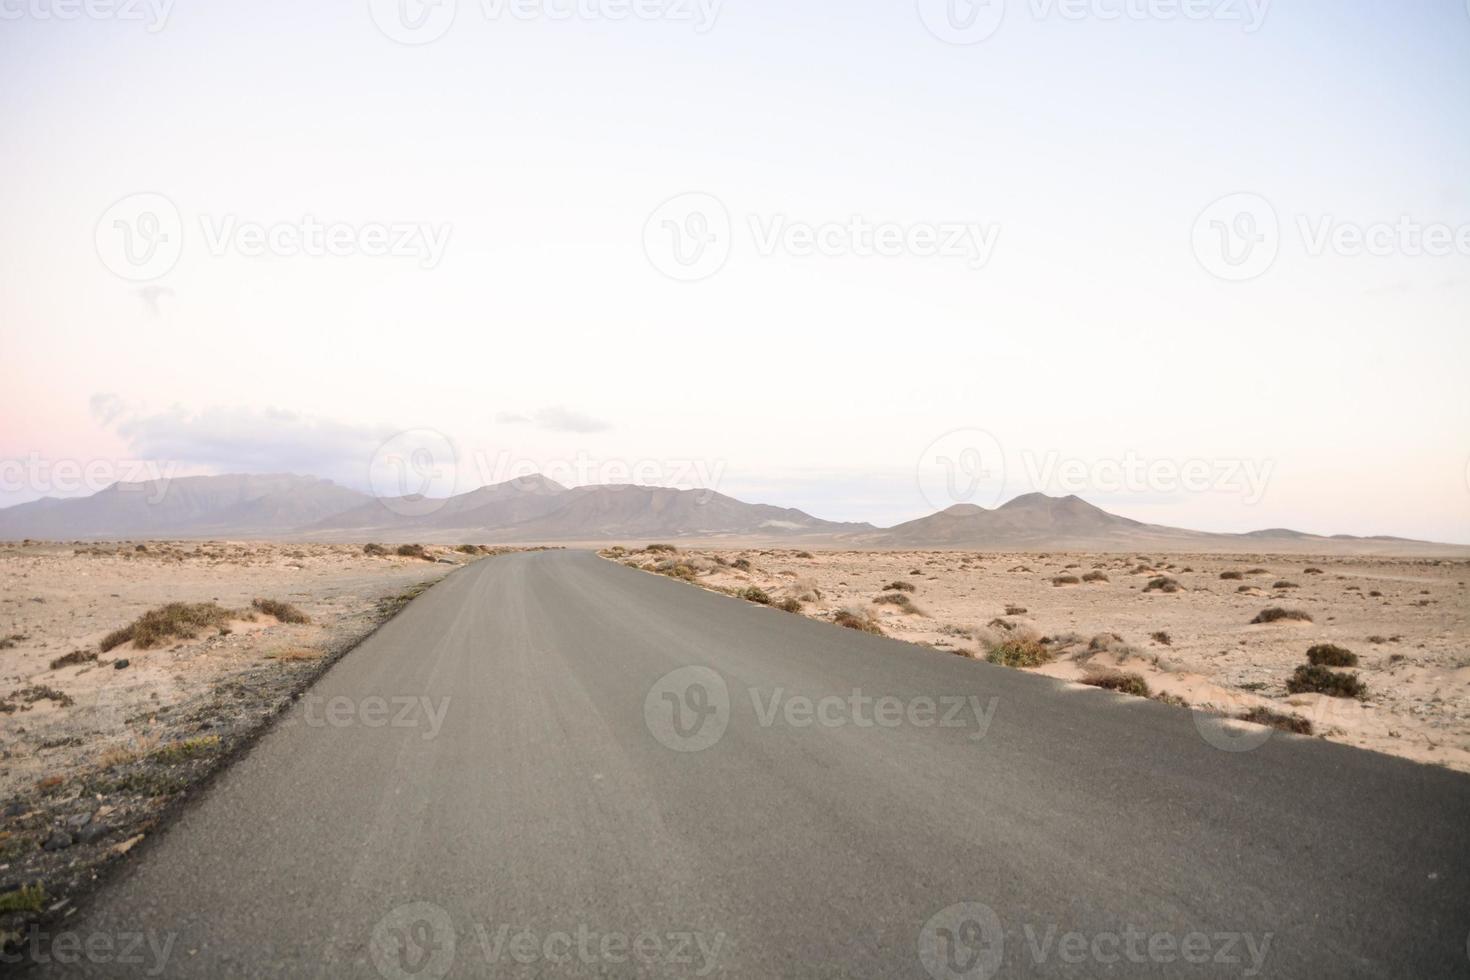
496,407 -> 611,433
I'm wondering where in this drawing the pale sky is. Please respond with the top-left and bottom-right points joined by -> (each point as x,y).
1,0 -> 1468,541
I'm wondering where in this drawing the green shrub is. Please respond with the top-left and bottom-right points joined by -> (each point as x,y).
1237,706 -> 1313,735
984,636 -> 1052,668
1286,665 -> 1366,698
1082,671 -> 1150,697
1306,643 -> 1358,667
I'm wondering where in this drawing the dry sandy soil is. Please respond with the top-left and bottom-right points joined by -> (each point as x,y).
608,546 -> 1470,774
0,539 -> 511,942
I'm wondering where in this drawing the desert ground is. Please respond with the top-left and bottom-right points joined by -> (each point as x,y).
0,539 -> 518,935
608,545 -> 1470,773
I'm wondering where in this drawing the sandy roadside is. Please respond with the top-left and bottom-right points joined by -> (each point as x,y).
606,545 -> 1470,774
0,540 -> 521,946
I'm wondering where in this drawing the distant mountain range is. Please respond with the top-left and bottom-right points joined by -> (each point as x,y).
0,473 -> 1463,555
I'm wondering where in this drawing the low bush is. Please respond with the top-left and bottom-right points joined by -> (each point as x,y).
1251,607 -> 1312,624
777,597 -> 803,613
984,635 -> 1052,668
1150,631 -> 1171,646
252,598 -> 310,624
834,609 -> 884,635
1081,571 -> 1109,583
1052,575 -> 1080,586
1220,571 -> 1243,580
1306,643 -> 1358,667
363,543 -> 389,556
1145,576 -> 1181,593
1287,664 -> 1366,698
740,586 -> 772,605
1082,671 -> 1150,697
883,580 -> 916,593
100,602 -> 235,652
1237,706 -> 1313,735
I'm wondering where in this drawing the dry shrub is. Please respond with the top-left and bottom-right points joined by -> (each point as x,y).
252,598 -> 310,624
1251,607 -> 1312,624
1145,577 -> 1181,593
1306,643 -> 1358,667
1082,671 -> 1150,698
1237,706 -> 1313,735
1287,665 -> 1365,698
1081,571 -> 1109,583
100,602 -> 235,652
983,629 -> 1052,668
834,609 -> 884,635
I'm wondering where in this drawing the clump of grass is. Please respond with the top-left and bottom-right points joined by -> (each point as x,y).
1303,567 -> 1323,575
100,602 -> 235,652
1088,632 -> 1125,652
1251,607 -> 1312,624
252,598 -> 310,624
834,609 -> 884,635
664,563 -> 697,581
150,735 -> 221,763
1273,581 -> 1299,590
264,646 -> 321,661
873,592 -> 922,615
363,543 -> 389,556
1237,706 -> 1313,735
0,883 -> 46,914
0,685 -> 75,711
1145,576 -> 1181,593
1306,643 -> 1358,667
883,580 -> 916,593
1081,571 -> 1109,583
1366,635 -> 1387,644
1150,631 -> 1172,646
645,543 -> 678,554
456,544 -> 481,554
984,633 -> 1052,668
1052,575 -> 1080,586
740,586 -> 772,605
1287,664 -> 1366,698
1220,571 -> 1243,580
1082,671 -> 1150,697
776,597 -> 803,613
1005,604 -> 1027,616
395,544 -> 432,560
49,649 -> 98,670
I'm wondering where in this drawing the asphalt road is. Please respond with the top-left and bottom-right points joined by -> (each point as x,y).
22,549 -> 1470,978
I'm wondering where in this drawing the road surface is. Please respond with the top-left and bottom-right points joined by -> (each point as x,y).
23,550 -> 1470,977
